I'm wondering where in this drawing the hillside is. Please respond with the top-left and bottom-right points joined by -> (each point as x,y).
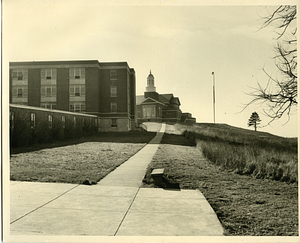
174,122 -> 298,182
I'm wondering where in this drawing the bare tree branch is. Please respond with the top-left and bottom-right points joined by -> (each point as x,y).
246,5 -> 297,124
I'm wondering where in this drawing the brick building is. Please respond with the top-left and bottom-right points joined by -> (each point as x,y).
9,60 -> 136,131
136,71 -> 196,125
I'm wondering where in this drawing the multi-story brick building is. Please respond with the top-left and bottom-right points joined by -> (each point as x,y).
9,60 -> 136,131
136,71 -> 196,125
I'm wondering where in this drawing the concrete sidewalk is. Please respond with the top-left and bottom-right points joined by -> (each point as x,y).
9,123 -> 223,236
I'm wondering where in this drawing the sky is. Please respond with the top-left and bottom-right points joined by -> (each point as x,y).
2,0 -> 298,137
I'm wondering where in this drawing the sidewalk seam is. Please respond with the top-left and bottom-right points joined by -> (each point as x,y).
113,187 -> 140,236
10,184 -> 80,224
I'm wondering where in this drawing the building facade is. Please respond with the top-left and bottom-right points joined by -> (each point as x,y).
9,60 -> 136,131
136,72 -> 195,125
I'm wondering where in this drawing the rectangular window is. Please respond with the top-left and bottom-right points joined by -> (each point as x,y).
75,87 -> 80,96
41,102 -> 56,109
111,102 -> 117,113
48,115 -> 53,129
110,86 -> 117,97
41,85 -> 56,97
62,116 -> 66,129
69,68 -> 85,79
41,69 -> 57,80
111,118 -> 117,127
69,102 -> 85,113
143,106 -> 156,118
13,86 -> 28,98
69,85 -> 85,97
12,69 -> 28,81
30,113 -> 36,129
75,103 -> 80,112
17,88 -> 23,97
70,104 -> 74,112
46,87 -> 52,97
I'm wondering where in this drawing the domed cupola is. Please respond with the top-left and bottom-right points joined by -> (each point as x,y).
146,70 -> 156,92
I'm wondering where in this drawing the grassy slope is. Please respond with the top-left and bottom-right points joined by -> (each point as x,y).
177,123 -> 298,183
142,131 -> 298,236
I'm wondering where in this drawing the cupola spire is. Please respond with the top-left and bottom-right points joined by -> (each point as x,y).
146,70 -> 156,92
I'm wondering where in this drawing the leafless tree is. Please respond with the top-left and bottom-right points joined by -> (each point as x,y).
246,5 -> 297,124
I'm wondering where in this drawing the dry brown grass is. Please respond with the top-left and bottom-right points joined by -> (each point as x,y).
10,142 -> 146,184
142,134 -> 298,236
177,123 -> 298,183
10,131 -> 156,184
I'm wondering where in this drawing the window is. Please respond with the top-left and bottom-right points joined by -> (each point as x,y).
62,116 -> 66,129
41,102 -> 56,110
143,106 -> 156,118
70,85 -> 85,97
158,107 -> 162,116
30,113 -> 36,129
12,69 -> 28,81
111,102 -> 117,113
69,68 -> 85,79
110,70 -> 117,77
110,86 -> 117,97
111,118 -> 117,127
46,87 -> 51,97
75,87 -> 80,96
12,86 -> 28,98
69,102 -> 85,113
41,86 -> 56,97
48,115 -> 53,129
41,69 -> 57,80
75,103 -> 80,112
17,88 -> 23,97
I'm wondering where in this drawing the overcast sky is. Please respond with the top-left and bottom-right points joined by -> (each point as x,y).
3,0 -> 298,137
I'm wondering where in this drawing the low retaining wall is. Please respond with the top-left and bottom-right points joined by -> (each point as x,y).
10,104 -> 98,147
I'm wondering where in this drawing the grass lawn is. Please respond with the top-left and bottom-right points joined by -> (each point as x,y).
10,131 -> 156,184
142,133 -> 298,236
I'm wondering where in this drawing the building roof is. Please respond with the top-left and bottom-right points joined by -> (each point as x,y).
136,95 -> 146,105
9,60 -> 135,72
136,93 -> 181,106
158,94 -> 173,103
136,96 -> 166,106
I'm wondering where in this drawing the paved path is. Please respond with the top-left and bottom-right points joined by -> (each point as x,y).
8,123 -> 223,238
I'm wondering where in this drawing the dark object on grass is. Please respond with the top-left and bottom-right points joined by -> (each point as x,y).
82,179 -> 96,185
151,168 -> 164,187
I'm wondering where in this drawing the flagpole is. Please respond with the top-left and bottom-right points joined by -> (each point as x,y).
212,72 -> 215,124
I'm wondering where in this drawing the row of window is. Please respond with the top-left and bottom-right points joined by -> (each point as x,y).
12,68 -> 118,80
12,101 -> 118,113
10,111 -> 120,130
13,85 -> 116,98
10,112 -> 98,130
